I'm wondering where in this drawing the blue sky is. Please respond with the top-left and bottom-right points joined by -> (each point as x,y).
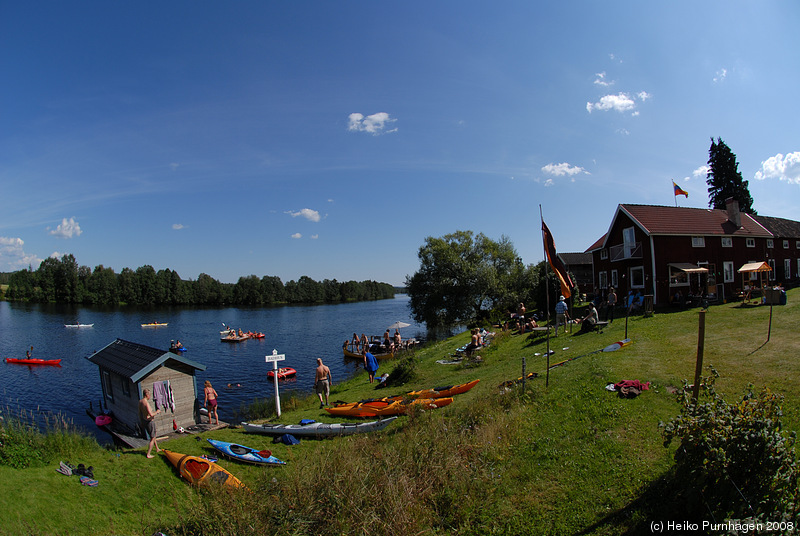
2,2 -> 798,286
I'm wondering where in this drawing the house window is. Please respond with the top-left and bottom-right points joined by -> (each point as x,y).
598,271 -> 607,290
629,266 -> 645,289
122,379 -> 131,398
600,249 -> 608,260
768,259 -> 776,281
623,227 -> 636,257
767,239 -> 774,248
669,266 -> 690,287
785,259 -> 792,280
797,259 -> 800,279
692,236 -> 705,247
746,238 -> 755,248
611,270 -> 618,288
784,240 -> 790,249
723,261 -> 735,283
721,237 -> 732,247
102,371 -> 114,401
796,241 -> 800,249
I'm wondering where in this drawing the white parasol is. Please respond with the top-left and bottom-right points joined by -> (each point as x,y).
387,321 -> 411,330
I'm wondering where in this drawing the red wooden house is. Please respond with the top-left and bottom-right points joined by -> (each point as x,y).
584,199 -> 799,306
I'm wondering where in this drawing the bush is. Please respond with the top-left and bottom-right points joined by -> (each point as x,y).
383,356 -> 418,387
659,366 -> 800,522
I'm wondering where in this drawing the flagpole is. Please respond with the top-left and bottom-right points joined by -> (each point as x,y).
540,205 -> 551,387
673,181 -> 677,207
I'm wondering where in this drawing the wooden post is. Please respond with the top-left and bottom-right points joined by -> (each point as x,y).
767,304 -> 773,342
691,310 -> 706,404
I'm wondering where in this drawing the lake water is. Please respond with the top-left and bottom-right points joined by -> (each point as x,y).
0,295 -> 427,443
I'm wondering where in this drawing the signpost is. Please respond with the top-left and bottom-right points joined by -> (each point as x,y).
265,349 -> 286,417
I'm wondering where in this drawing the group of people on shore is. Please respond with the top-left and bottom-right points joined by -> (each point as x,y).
345,329 -> 415,354
139,379 -> 220,459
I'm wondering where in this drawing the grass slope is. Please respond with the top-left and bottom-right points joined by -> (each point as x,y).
2,290 -> 798,535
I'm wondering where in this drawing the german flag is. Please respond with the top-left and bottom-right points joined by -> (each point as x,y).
542,220 -> 574,299
673,181 -> 689,198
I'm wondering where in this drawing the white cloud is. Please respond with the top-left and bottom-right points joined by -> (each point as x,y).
48,217 -> 82,239
172,223 -> 185,230
587,91 -> 650,115
311,234 -> 319,240
287,208 -> 321,222
693,165 -> 710,179
0,236 -> 43,270
541,162 -> 587,177
754,152 -> 800,184
543,179 -> 554,187
348,112 -> 398,135
594,72 -> 614,87
713,68 -> 727,83
586,93 -> 636,113
291,233 -> 302,239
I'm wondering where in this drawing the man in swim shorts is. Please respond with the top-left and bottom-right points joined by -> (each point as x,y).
314,358 -> 331,408
139,388 -> 161,459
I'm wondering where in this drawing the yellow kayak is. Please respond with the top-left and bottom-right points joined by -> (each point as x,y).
162,449 -> 247,490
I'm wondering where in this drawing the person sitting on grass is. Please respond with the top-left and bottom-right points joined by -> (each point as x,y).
580,303 -> 599,333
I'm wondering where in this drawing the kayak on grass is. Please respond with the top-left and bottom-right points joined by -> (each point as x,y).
206,439 -> 286,466
241,416 -> 398,438
162,449 -> 248,490
325,397 -> 452,418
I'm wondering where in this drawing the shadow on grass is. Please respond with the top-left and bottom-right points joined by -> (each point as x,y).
577,469 -> 691,535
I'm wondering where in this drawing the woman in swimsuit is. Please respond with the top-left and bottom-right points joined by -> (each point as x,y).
204,380 -> 219,425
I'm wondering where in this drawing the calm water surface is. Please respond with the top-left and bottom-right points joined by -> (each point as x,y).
0,296 -> 426,443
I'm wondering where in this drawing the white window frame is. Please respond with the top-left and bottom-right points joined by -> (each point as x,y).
721,237 -> 732,248
669,266 -> 690,287
598,271 -> 608,291
767,239 -> 774,248
629,266 -> 645,289
768,259 -> 776,281
102,371 -> 114,401
785,259 -> 792,280
784,240 -> 790,249
746,238 -> 755,248
797,259 -> 800,279
796,241 -> 800,249
691,236 -> 705,248
611,269 -> 618,288
600,249 -> 608,260
723,261 -> 735,283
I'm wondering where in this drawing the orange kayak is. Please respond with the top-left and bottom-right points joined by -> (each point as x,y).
325,397 -> 453,418
162,450 -> 247,490
365,379 -> 480,403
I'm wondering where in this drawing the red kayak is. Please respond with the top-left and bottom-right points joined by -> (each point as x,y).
267,367 -> 296,380
5,358 -> 62,366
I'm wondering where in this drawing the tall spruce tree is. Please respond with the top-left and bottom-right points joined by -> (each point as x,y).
706,137 -> 756,214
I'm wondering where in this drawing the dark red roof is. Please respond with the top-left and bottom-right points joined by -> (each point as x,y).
620,204 -> 770,237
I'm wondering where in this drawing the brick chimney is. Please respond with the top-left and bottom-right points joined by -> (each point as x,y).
725,197 -> 741,228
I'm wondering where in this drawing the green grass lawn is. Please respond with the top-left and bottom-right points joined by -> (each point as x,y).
2,289 -> 798,535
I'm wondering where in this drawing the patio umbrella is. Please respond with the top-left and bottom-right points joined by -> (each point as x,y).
387,321 -> 411,330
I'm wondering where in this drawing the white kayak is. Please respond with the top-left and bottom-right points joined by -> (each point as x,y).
241,417 -> 398,438
603,338 -> 632,352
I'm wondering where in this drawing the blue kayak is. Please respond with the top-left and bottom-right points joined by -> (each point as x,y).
206,438 -> 286,466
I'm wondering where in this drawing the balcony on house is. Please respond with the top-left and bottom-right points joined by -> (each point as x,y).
610,241 -> 642,261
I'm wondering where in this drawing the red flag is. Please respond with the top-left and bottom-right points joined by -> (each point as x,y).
542,220 -> 573,298
673,181 -> 688,198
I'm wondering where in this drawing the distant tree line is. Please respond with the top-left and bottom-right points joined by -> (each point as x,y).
2,254 -> 394,306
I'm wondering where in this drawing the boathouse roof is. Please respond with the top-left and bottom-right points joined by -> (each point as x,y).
86,338 -> 206,383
